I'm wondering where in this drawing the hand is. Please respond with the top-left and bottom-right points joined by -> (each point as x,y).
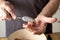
23,15 -> 57,34
0,1 -> 16,21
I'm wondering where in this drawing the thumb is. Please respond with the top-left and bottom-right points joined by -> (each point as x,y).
43,17 -> 57,23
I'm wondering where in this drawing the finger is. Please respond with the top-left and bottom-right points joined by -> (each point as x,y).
23,21 -> 36,28
23,23 -> 43,35
42,17 -> 57,23
39,22 -> 47,28
23,22 -> 37,32
2,8 -> 12,20
23,23 -> 27,28
33,29 -> 44,34
33,27 -> 46,34
23,21 -> 44,34
31,21 -> 47,34
23,23 -> 33,29
23,23 -> 33,32
4,2 -> 16,19
39,23 -> 47,33
28,21 -> 36,27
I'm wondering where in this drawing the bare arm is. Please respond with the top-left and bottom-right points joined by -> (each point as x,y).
37,0 -> 60,17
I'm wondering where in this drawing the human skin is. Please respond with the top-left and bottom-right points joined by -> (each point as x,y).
0,0 -> 60,34
23,0 -> 60,34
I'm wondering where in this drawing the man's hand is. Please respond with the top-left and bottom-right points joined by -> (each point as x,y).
0,1 -> 16,21
23,15 -> 57,34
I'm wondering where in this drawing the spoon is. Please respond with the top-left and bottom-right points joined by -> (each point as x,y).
16,16 -> 34,22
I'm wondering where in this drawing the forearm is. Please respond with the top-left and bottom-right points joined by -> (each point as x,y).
37,0 -> 60,17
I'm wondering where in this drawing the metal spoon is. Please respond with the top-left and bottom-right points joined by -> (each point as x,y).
16,16 -> 34,22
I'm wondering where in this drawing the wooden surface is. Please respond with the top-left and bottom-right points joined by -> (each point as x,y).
46,33 -> 60,40
0,38 -> 7,40
0,33 -> 60,40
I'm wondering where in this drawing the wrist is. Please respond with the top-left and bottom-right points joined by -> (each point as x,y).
40,11 -> 53,17
35,15 -> 51,22
35,15 -> 45,21
40,14 -> 52,17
